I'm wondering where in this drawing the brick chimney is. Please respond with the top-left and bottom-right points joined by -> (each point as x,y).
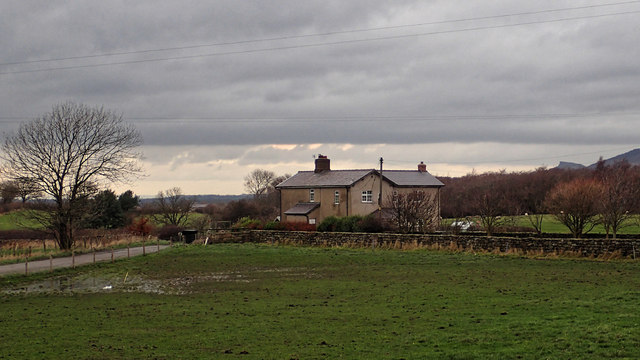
315,154 -> 330,173
418,161 -> 427,172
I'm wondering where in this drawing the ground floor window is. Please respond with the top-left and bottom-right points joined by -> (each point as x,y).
334,191 -> 340,204
362,190 -> 372,203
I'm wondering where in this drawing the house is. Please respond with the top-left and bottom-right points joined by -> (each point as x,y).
276,155 -> 444,225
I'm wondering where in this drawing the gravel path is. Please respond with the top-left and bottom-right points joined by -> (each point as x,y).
0,245 -> 170,277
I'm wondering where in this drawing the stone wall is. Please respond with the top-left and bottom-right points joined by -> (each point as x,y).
212,230 -> 640,258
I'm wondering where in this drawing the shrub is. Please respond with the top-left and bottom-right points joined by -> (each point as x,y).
336,215 -> 363,232
282,222 -> 316,231
317,216 -> 340,232
127,217 -> 153,236
233,217 -> 263,229
356,215 -> 385,233
0,229 -> 49,241
318,215 -> 384,232
263,221 -> 286,230
156,225 -> 183,241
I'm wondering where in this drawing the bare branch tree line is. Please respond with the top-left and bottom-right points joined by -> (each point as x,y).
439,161 -> 640,238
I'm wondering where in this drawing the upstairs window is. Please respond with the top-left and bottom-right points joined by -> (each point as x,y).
361,190 -> 373,203
309,189 -> 315,202
334,191 -> 340,204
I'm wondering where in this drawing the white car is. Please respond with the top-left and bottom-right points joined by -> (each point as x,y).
450,220 -> 473,231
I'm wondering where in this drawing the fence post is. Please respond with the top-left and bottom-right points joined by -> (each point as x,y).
143,239 -> 146,256
25,257 -> 28,276
72,250 -> 75,268
50,254 -> 53,273
157,239 -> 160,252
111,248 -> 114,263
93,247 -> 96,264
127,244 -> 130,258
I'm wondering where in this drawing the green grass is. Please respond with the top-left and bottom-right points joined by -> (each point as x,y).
449,215 -> 640,235
1,244 -> 639,359
511,215 -> 640,235
0,210 -> 43,230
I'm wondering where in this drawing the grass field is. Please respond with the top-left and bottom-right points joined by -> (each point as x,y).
0,210 -> 43,231
1,244 -> 638,359
447,214 -> 640,235
510,215 -> 640,235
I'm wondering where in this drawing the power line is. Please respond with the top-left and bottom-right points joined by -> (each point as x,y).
2,9 -> 640,75
2,0 -> 639,68
1,111 -> 638,124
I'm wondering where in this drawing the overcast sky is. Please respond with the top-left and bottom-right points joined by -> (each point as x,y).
2,1 -> 640,195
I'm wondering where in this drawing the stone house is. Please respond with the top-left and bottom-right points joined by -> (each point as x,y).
276,155 -> 444,225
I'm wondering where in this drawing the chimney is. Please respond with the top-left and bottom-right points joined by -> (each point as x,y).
315,154 -> 330,173
418,161 -> 427,172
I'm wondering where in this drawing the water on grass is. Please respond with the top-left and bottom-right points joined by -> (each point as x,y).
2,275 -> 167,295
2,268 -> 314,295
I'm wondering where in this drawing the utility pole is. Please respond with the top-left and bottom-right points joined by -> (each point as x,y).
378,157 -> 383,220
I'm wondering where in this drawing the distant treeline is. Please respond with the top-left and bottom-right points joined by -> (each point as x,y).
139,194 -> 251,205
438,161 -> 640,219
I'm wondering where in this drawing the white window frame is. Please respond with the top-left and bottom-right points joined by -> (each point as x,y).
309,189 -> 315,202
334,191 -> 340,205
361,190 -> 373,203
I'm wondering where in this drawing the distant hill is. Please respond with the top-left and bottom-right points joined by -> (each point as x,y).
556,161 -> 586,170
555,148 -> 640,169
587,148 -> 640,169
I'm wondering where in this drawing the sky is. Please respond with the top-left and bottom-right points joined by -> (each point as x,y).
2,1 -> 640,196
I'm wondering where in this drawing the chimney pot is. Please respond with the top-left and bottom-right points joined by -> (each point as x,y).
418,161 -> 427,172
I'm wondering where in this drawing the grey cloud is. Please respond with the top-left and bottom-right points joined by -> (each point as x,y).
2,0 -> 640,149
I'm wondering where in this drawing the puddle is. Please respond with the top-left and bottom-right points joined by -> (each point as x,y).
3,275 -> 170,295
2,268 -> 318,295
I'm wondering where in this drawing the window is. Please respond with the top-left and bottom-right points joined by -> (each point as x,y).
309,189 -> 315,202
361,190 -> 373,203
334,191 -> 340,204
309,218 -> 316,225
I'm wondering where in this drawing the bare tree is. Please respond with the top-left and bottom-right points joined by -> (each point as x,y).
469,177 -> 508,237
0,181 -> 18,204
386,191 -> 438,233
0,102 -> 143,249
594,160 -> 640,239
475,192 -> 507,237
14,177 -> 41,203
153,187 -> 195,227
244,169 -> 276,198
526,212 -> 545,235
545,178 -> 603,238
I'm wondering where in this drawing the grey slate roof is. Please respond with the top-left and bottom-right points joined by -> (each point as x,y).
276,169 -> 443,188
284,202 -> 320,215
382,170 -> 444,187
276,170 -> 374,188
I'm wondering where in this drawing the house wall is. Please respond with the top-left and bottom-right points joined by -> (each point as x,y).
280,187 -> 348,223
280,176 -> 442,225
349,173 -> 392,216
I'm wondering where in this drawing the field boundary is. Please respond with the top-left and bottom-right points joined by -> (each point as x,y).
213,230 -> 640,258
